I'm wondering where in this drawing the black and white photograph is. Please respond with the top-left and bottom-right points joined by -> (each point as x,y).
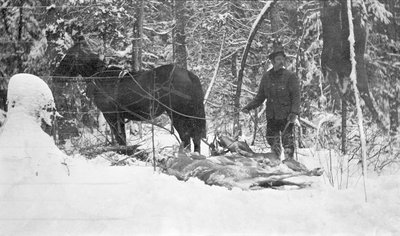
0,0 -> 399,235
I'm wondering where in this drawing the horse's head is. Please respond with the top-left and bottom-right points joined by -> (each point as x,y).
54,39 -> 105,78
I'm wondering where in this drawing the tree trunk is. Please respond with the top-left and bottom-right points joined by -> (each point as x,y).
132,0 -> 144,72
270,1 -> 282,34
204,30 -> 226,105
16,0 -> 24,72
320,0 -> 388,133
173,0 -> 187,69
385,0 -> 398,41
131,0 -> 145,137
231,52 -> 237,78
385,0 -> 399,135
389,93 -> 399,135
233,0 -> 278,139
250,66 -> 259,145
228,0 -> 246,137
341,92 -> 347,154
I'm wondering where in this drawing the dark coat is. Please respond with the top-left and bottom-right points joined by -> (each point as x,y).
243,68 -> 300,120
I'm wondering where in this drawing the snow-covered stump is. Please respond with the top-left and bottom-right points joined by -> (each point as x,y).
0,73 -> 68,184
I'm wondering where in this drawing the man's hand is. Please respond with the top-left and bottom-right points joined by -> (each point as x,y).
241,108 -> 250,114
287,113 -> 298,123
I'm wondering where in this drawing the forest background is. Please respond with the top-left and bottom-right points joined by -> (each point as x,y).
0,0 -> 399,175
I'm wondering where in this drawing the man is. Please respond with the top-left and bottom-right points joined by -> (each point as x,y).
242,41 -> 300,159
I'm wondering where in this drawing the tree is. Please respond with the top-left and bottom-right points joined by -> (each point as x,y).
320,0 -> 385,153
173,0 -> 187,69
320,0 -> 388,136
0,0 -> 47,110
270,1 -> 282,33
0,0 -> 42,75
381,0 -> 399,135
346,0 -> 368,201
132,0 -> 144,72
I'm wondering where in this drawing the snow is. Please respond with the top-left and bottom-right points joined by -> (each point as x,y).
0,74 -> 67,183
5,73 -> 56,126
1,155 -> 399,236
1,74 -> 400,236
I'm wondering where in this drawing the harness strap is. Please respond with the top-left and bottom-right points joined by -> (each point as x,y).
160,86 -> 192,100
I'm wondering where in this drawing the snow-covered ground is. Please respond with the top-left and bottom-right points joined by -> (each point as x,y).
1,151 -> 400,236
1,74 -> 399,236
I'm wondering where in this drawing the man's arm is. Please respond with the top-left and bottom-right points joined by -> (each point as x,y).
242,74 -> 267,111
288,72 -> 300,115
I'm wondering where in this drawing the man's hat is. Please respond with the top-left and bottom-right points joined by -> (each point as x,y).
268,40 -> 286,60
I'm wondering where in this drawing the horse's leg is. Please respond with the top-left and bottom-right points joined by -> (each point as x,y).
169,114 -> 191,151
116,117 -> 126,145
167,108 -> 203,153
192,132 -> 202,153
103,113 -> 126,145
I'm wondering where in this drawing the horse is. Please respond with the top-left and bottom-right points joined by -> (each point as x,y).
54,40 -> 206,153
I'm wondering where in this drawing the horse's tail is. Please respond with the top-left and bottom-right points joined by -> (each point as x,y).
188,71 -> 207,138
